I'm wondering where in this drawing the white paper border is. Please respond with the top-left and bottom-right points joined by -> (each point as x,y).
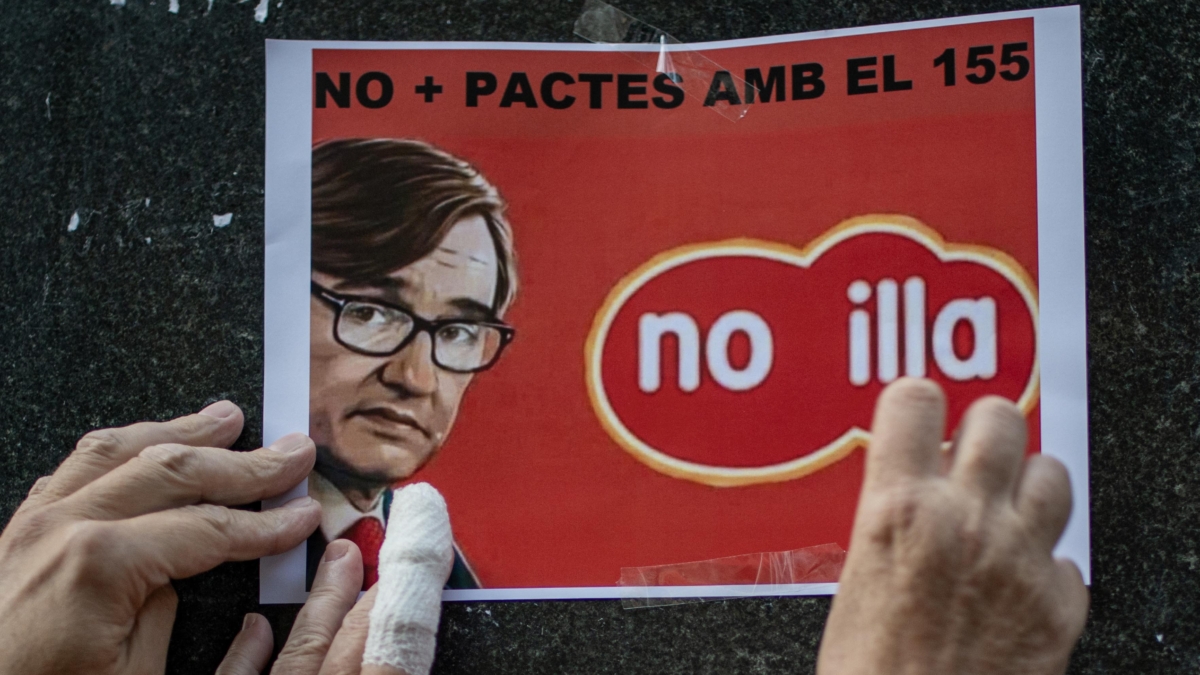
1031,6 -> 1090,583
261,6 -> 1088,603
260,40 -> 314,604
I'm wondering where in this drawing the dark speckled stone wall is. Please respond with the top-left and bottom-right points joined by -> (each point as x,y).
0,1 -> 1197,672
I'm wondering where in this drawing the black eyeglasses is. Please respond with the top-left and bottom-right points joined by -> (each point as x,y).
311,282 -> 515,374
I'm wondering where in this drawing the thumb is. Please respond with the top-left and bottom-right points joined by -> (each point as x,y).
361,483 -> 454,675
215,614 -> 273,675
124,584 -> 178,675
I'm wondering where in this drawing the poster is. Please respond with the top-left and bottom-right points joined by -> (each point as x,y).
261,6 -> 1087,603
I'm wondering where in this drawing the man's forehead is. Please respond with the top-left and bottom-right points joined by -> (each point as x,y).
386,216 -> 499,314
396,215 -> 498,278
319,215 -> 500,313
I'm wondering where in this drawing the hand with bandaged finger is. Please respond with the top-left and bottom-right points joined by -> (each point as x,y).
217,483 -> 454,675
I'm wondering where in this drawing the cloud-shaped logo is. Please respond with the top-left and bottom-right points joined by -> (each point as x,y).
585,215 -> 1039,487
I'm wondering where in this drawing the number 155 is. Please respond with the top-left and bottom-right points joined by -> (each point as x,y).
933,43 -> 1030,86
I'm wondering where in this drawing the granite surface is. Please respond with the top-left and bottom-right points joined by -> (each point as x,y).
0,0 -> 1198,672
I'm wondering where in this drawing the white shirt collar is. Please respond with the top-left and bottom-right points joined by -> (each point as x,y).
308,471 -> 387,541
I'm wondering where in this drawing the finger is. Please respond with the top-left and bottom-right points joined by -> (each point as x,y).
948,396 -> 1027,500
1034,560 -> 1088,675
123,584 -> 178,675
320,585 -> 379,675
13,476 -> 53,516
274,540 -> 365,675
26,475 -> 51,499
1052,557 -> 1090,637
363,484 -> 454,675
112,497 -> 320,584
863,378 -> 946,490
362,661 -> 415,675
40,401 -> 244,502
1014,454 -> 1074,551
59,434 -> 315,520
216,614 -> 274,675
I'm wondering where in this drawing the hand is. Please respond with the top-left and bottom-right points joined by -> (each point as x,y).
0,401 -> 321,675
217,483 -> 454,675
816,379 -> 1088,675
217,540 -> 379,675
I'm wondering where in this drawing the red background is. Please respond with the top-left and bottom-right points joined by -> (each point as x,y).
312,18 -> 1038,588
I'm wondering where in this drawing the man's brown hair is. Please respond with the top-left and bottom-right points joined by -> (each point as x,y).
312,138 -> 517,315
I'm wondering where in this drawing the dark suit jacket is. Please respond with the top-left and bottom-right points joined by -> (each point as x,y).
305,488 -> 481,591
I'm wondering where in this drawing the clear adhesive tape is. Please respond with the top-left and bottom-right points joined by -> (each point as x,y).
573,0 -> 751,121
616,543 -> 846,609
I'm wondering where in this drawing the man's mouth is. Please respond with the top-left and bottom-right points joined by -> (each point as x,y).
347,406 -> 432,439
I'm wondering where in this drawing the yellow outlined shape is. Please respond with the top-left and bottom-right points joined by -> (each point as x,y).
584,214 -> 1041,488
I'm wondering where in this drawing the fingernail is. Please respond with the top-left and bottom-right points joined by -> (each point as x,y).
282,496 -> 315,509
270,433 -> 311,454
199,400 -> 238,420
324,539 -> 351,562
242,613 -> 258,631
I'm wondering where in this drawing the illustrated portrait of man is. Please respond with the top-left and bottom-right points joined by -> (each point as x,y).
307,138 -> 517,590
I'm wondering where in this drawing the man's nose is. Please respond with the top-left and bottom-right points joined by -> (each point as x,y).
380,332 -> 439,396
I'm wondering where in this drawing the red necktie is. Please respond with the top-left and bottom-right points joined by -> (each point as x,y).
339,517 -> 385,590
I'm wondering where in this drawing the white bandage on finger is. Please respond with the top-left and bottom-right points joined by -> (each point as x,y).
363,483 -> 455,675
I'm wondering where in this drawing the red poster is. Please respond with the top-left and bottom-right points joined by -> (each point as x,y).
262,7 -> 1087,602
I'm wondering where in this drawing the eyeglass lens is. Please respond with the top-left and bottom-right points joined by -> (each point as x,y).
336,300 -> 504,371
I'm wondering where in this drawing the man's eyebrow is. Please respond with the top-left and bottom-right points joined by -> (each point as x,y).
333,275 -> 408,290
332,277 -> 408,301
329,278 -> 496,320
447,297 -> 498,321
436,245 -> 491,267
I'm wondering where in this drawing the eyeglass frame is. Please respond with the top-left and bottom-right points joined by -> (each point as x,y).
311,281 -> 516,374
